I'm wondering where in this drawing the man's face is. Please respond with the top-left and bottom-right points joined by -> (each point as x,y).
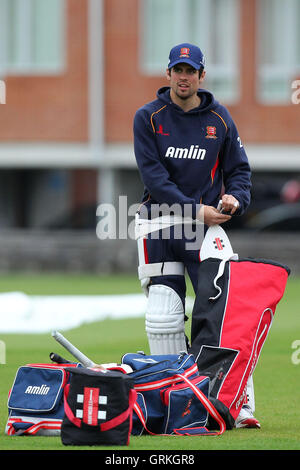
166,63 -> 205,101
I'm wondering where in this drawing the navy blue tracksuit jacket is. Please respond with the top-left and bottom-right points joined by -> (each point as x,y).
133,86 -> 251,302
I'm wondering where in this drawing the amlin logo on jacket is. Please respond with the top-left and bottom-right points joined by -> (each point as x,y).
165,145 -> 206,160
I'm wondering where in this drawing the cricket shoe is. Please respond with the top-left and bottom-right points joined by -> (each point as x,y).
235,405 -> 261,429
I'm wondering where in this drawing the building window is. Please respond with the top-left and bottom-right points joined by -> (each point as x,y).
0,0 -> 65,75
140,0 -> 240,103
257,0 -> 300,103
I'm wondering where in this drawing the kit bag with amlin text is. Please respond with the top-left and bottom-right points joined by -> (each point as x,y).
6,362 -> 79,436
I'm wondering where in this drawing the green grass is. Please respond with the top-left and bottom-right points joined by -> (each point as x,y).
0,272 -> 143,296
0,273 -> 300,452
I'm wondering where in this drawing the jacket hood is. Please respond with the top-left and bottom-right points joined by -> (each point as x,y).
156,86 -> 218,113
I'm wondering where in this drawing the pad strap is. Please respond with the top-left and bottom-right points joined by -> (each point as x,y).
138,261 -> 185,280
135,214 -> 202,240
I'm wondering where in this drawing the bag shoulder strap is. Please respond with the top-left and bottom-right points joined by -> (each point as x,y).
133,363 -> 198,392
174,373 -> 226,435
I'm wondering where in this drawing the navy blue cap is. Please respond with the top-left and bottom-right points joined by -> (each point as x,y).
168,43 -> 205,70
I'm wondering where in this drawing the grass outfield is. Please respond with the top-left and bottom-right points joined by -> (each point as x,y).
0,272 -> 299,452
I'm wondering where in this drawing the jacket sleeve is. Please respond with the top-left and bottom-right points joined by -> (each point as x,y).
133,108 -> 199,218
219,114 -> 252,215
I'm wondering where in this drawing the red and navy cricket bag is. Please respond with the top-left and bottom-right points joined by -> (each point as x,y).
6,363 -> 79,436
61,367 -> 137,446
188,257 -> 290,427
122,352 -> 226,436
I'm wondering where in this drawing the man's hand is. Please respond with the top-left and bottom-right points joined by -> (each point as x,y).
220,194 -> 240,215
197,195 -> 240,226
197,205 -> 232,226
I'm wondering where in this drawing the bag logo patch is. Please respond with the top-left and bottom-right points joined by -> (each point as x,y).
133,358 -> 158,364
25,384 -> 50,395
76,387 -> 108,425
181,398 -> 193,417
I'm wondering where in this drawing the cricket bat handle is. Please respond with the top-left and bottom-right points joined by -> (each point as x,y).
51,330 -> 95,367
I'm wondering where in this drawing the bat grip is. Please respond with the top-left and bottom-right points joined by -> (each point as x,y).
49,352 -> 74,364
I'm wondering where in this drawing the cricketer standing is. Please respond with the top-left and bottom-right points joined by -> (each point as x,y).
133,43 -> 258,428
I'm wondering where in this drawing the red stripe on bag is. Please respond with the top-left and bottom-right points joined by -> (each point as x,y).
6,418 -> 62,435
83,387 -> 99,426
134,364 -> 198,391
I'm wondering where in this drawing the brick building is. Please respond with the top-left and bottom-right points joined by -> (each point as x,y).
0,0 -> 299,230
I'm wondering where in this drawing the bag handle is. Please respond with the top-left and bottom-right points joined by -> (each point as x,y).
63,384 -> 137,432
101,389 -> 137,433
133,373 -> 226,436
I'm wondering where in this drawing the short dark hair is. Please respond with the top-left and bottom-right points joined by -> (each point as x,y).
198,66 -> 204,77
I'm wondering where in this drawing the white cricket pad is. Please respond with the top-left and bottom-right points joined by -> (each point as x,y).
145,284 -> 187,355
